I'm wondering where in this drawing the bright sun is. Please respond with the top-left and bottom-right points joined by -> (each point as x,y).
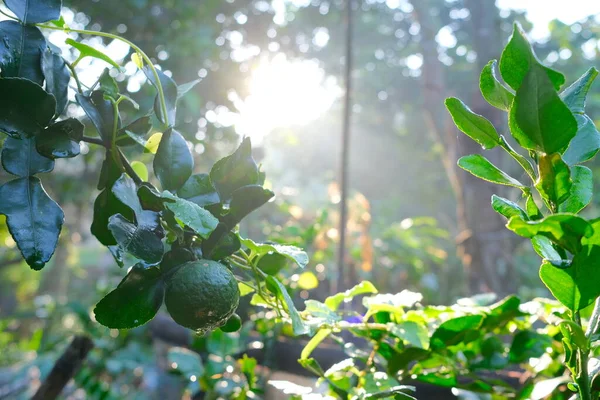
232,53 -> 341,142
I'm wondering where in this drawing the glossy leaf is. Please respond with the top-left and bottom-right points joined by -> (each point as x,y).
241,237 -> 309,269
108,174 -> 164,264
2,137 -> 54,176
0,78 -> 56,138
0,177 -> 64,270
506,214 -> 593,254
153,128 -> 194,191
208,232 -> 241,260
210,137 -> 259,200
559,166 -> 592,214
535,153 -> 572,208
116,116 -> 152,147
4,0 -> 61,24
36,118 -> 84,159
41,48 -> 70,117
76,90 -> 121,142
560,67 -> 598,114
144,66 -> 178,125
98,68 -> 120,100
457,154 -> 526,189
161,191 -> 219,239
177,174 -> 220,207
177,79 -> 201,99
445,97 -> 499,149
525,194 -> 543,220
0,21 -> 46,85
97,150 -> 121,191
499,23 -> 565,91
540,246 -> 600,311
479,60 -> 514,111
130,161 -> 148,182
509,331 -> 552,363
562,115 -> 600,165
93,265 -> 164,328
91,189 -> 133,246
223,185 -> 274,227
390,321 -> 429,349
324,281 -> 378,311
430,315 -> 484,350
491,195 -> 527,220
66,39 -> 121,69
266,276 -> 308,335
531,235 -> 562,261
509,64 -> 577,154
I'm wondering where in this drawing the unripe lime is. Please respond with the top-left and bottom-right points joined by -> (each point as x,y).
165,260 -> 240,333
219,313 -> 242,333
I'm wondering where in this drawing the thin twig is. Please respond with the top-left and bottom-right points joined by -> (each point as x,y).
81,136 -> 105,146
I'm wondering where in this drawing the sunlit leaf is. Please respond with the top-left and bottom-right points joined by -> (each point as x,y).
479,59 -> 514,111
66,38 -> 121,69
559,166 -> 592,214
535,153 -> 572,208
445,97 -> 499,149
458,154 -> 526,189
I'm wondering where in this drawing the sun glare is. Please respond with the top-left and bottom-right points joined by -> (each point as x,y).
233,53 -> 341,142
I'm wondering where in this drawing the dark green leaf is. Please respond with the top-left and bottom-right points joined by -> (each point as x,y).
0,77 -> 55,138
387,348 -> 429,375
561,67 -> 598,114
36,118 -> 84,159
210,137 -> 259,200
390,321 -> 429,349
445,97 -> 499,149
177,79 -> 201,99
0,176 -> 63,270
559,166 -> 592,214
299,358 -> 325,377
208,232 -> 241,260
4,0 -> 61,24
76,90 -> 121,142
457,154 -> 526,189
98,68 -> 120,100
91,187 -> 134,246
266,275 -> 308,335
41,48 -> 70,117
2,137 -> 54,176
0,22 -> 46,84
491,195 -> 527,220
540,246 -> 600,311
93,264 -> 164,328
479,60 -> 514,111
153,128 -> 194,191
506,214 -> 593,254
223,185 -> 274,227
562,115 -> 600,165
144,66 -> 178,125
97,149 -> 121,190
161,191 -> 219,239
509,64 -> 577,154
177,173 -> 220,207
66,39 -> 121,69
499,23 -> 565,91
116,116 -> 152,147
159,247 -> 195,275
430,315 -> 484,350
509,331 -> 552,363
535,153 -> 572,208
108,174 -> 164,264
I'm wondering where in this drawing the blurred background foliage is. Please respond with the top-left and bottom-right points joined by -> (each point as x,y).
2,0 -> 600,398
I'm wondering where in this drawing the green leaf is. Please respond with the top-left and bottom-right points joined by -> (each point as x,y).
41,48 -> 70,117
210,137 -> 259,200
168,347 -> 203,378
108,174 -> 164,264
562,115 -> 600,165
559,166 -> 592,214
457,154 -> 526,189
0,177 -> 64,270
241,237 -> 309,269
526,194 -> 543,220
324,281 -> 378,311
491,195 -> 527,220
98,68 -> 120,100
561,67 -> 598,114
0,78 -> 56,138
301,328 -> 331,360
144,66 -> 178,125
223,185 -> 274,227
430,315 -> 484,350
531,235 -> 562,260
36,118 -> 84,159
506,214 -> 593,254
159,247 -> 194,275
91,180 -> 135,247
499,23 -> 565,91
540,247 -> 600,311
93,264 -> 164,328
161,191 -> 219,239
208,232 -> 241,260
2,137 -> 54,177
97,149 -> 121,191
509,64 -> 577,154
177,173 -> 220,207
479,60 -> 514,111
299,358 -> 325,377
266,276 -> 308,335
116,116 -> 152,147
0,22 -> 46,85
177,79 -> 201,99
76,91 -> 122,142
4,0 -> 61,24
66,38 -> 121,69
390,321 -> 429,349
509,331 -> 552,363
445,98 -> 500,149
535,153 -> 572,208
144,132 -> 162,154
153,128 -> 194,191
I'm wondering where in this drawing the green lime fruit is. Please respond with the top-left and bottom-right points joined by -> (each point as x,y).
219,313 -> 242,333
257,252 -> 288,275
165,260 -> 240,333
